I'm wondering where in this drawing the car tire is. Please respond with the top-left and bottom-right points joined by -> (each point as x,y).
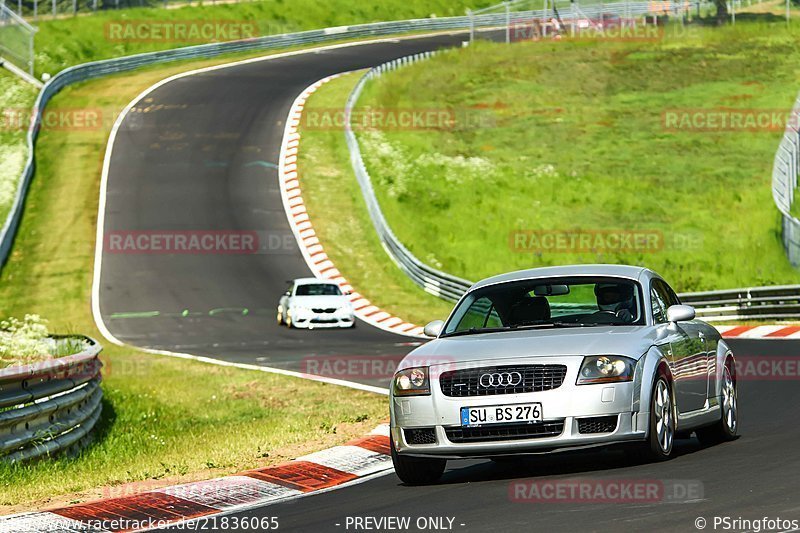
695,362 -> 738,446
391,439 -> 446,485
638,372 -> 675,462
285,314 -> 294,329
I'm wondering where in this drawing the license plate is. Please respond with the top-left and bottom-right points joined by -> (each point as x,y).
460,403 -> 543,427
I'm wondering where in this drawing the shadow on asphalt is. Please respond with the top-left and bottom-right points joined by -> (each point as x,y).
416,435 -> 739,487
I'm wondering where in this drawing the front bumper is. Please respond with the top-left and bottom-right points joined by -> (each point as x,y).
291,309 -> 354,328
391,356 -> 648,458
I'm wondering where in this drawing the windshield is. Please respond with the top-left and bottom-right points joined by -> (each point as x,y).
295,283 -> 342,296
442,276 -> 644,336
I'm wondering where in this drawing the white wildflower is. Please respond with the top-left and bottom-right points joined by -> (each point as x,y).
0,314 -> 52,367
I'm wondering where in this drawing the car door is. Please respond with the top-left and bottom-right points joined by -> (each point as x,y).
653,280 -> 708,413
668,281 -> 718,406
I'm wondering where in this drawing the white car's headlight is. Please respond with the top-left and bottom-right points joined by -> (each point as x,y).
576,355 -> 636,385
393,367 -> 430,396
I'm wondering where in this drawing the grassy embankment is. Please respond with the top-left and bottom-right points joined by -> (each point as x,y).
32,0 -> 492,76
352,21 -> 800,293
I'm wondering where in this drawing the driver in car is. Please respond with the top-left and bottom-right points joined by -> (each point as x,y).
594,283 -> 636,323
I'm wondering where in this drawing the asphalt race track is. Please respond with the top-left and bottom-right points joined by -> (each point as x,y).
97,33 -> 490,389
95,31 -> 800,533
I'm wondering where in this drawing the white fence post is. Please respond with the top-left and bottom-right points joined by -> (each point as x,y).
505,1 -> 511,43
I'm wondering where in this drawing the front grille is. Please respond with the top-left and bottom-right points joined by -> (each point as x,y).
439,364 -> 568,397
404,428 -> 437,445
445,420 -> 564,443
312,308 -> 337,314
577,415 -> 618,434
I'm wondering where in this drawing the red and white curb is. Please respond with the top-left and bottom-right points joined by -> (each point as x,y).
0,425 -> 392,532
278,74 -> 426,338
716,324 -> 800,339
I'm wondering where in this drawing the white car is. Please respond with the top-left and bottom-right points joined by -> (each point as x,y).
277,278 -> 355,329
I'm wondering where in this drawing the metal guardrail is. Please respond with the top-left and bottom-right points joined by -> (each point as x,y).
346,48 -> 800,321
680,285 -> 800,321
345,53 -> 473,302
0,336 -> 103,462
772,94 -> 800,267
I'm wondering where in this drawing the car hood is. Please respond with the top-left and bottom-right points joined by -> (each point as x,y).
291,295 -> 351,308
400,326 -> 659,370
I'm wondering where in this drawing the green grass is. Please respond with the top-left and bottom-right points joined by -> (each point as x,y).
0,54 -> 387,511
0,71 -> 38,224
32,0 -> 493,76
352,20 -> 800,293
298,73 -> 454,326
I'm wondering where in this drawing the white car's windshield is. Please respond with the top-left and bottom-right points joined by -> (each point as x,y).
442,276 -> 644,336
295,283 -> 342,296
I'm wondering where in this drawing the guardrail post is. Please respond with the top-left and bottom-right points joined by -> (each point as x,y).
28,25 -> 34,75
571,0 -> 576,36
505,1 -> 511,44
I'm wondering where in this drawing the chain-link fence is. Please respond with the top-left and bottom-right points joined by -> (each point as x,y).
0,2 -> 35,75
467,0 -> 710,43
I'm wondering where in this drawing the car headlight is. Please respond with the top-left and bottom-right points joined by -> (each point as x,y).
393,367 -> 430,396
576,355 -> 636,385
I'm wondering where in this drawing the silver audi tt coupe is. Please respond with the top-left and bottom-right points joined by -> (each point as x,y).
390,265 -> 738,484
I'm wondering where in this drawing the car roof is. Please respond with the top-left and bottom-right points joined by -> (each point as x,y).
292,277 -> 338,285
470,264 -> 656,291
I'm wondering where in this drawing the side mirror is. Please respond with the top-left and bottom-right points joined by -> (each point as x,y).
285,290 -> 291,296
423,320 -> 444,338
666,304 -> 695,323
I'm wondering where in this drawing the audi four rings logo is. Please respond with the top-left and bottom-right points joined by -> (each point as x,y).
479,372 -> 522,387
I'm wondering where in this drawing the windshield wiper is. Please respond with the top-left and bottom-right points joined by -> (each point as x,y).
515,321 -> 606,329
